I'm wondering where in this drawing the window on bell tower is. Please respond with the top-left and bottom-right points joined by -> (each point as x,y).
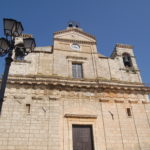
122,53 -> 132,67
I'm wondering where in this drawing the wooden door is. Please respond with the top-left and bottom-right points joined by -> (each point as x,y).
72,125 -> 94,150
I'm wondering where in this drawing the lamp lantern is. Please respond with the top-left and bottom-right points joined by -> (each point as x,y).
3,18 -> 24,37
23,38 -> 36,53
0,38 -> 9,56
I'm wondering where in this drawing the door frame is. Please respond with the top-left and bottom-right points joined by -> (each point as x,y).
64,118 -> 97,150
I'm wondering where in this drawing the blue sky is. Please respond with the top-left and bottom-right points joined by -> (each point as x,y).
0,0 -> 150,85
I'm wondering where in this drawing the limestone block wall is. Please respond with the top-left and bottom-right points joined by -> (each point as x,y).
37,52 -> 53,76
108,58 -> 122,81
96,57 -> 111,80
9,53 -> 38,76
9,46 -> 53,76
0,85 -> 64,150
0,85 -> 149,150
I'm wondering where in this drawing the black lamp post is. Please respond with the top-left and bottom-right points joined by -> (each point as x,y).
0,18 -> 36,113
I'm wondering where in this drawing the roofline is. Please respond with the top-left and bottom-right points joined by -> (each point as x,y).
54,28 -> 96,40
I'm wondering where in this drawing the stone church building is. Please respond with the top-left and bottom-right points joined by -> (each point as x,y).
0,23 -> 150,150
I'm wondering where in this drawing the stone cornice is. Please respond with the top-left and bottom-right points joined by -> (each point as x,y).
64,114 -> 97,119
54,28 -> 96,40
66,56 -> 87,60
54,48 -> 97,54
3,75 -> 150,94
13,60 -> 31,63
21,34 -> 33,38
33,46 -> 53,53
32,50 -> 52,54
120,68 -> 140,73
115,44 -> 134,49
99,99 -> 150,104
54,38 -> 96,45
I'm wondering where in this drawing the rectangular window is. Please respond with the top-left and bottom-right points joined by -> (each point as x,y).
26,104 -> 31,114
72,63 -> 83,78
126,108 -> 132,117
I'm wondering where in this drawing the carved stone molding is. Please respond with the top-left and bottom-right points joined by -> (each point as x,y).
64,114 -> 97,119
21,34 -> 32,38
32,96 -> 43,100
49,95 -> 60,101
114,100 -> 124,103
33,50 -> 52,54
99,99 -> 150,104
142,101 -> 150,104
128,100 -> 138,104
14,96 -> 25,99
99,99 -> 110,103
13,60 -> 31,64
54,28 -> 96,40
54,38 -> 96,45
66,56 -> 87,60
4,75 -> 150,94
115,44 -> 133,49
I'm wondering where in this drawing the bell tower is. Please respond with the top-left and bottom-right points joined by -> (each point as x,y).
111,44 -> 142,83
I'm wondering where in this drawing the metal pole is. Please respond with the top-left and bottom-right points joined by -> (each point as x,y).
0,51 -> 13,113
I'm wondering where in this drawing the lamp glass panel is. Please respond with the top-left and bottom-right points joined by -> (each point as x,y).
24,38 -> 36,51
0,38 -> 9,51
14,22 -> 24,37
4,18 -> 16,36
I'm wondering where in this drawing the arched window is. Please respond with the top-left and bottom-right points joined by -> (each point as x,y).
122,53 -> 132,67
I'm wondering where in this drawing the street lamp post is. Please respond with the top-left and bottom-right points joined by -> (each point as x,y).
0,18 -> 36,113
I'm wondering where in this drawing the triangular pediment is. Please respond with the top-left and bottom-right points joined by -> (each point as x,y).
54,28 -> 96,42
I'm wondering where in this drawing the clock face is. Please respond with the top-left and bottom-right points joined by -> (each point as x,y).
70,43 -> 80,50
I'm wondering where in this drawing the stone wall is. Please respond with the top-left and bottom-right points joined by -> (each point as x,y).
0,84 -> 149,150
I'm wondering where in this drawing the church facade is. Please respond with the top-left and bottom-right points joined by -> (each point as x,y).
0,24 -> 150,150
